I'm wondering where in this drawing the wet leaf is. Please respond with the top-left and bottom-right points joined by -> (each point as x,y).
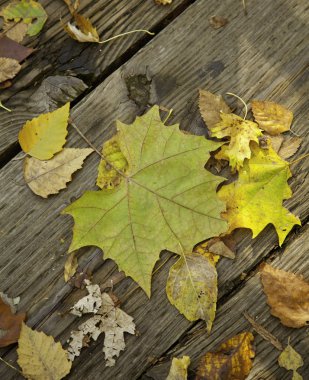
167,356 -> 190,380
260,263 -> 309,328
219,143 -> 300,246
96,136 -> 128,189
0,294 -> 25,347
63,106 -> 227,296
212,113 -> 263,172
167,242 -> 219,330
278,344 -> 303,380
23,148 -> 93,197
18,103 -> 70,160
199,89 -> 231,130
64,14 -> 99,43
0,57 -> 21,82
0,0 -> 48,37
17,323 -> 71,380
252,100 -> 293,135
209,16 -> 229,29
196,332 -> 255,380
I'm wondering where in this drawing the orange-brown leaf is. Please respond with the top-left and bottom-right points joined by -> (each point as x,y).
196,332 -> 255,380
0,296 -> 26,347
260,263 -> 309,328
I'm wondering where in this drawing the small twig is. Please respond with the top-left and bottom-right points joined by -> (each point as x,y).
99,30 -> 154,44
226,92 -> 248,119
0,101 -> 12,113
243,311 -> 283,351
0,356 -> 22,375
289,153 -> 309,166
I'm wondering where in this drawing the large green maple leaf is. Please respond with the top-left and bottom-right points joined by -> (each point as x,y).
63,106 -> 227,296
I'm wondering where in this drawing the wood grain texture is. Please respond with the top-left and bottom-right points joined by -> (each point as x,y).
0,0 -> 192,159
0,0 -> 308,378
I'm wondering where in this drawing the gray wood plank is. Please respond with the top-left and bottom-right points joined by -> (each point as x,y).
0,0 -> 308,378
144,225 -> 309,380
0,0 -> 191,159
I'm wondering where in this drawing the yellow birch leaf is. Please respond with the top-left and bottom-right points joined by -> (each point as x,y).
64,13 -> 99,43
96,136 -> 128,189
64,253 -> 78,282
252,100 -> 293,135
23,148 -> 93,198
17,323 -> 71,380
278,344 -> 304,380
196,332 -> 255,380
18,103 -> 70,160
199,89 -> 231,130
166,242 -> 219,331
166,356 -> 191,380
0,57 -> 21,82
218,143 -> 300,246
211,113 -> 262,172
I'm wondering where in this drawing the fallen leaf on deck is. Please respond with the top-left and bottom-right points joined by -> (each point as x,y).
252,100 -> 293,135
63,0 -> 80,15
166,242 -> 219,331
17,323 -> 72,380
196,332 -> 255,380
0,293 -> 25,347
219,143 -> 300,246
260,263 -> 309,328
70,280 -> 102,316
68,288 -> 135,366
64,13 -> 99,43
18,103 -> 70,160
212,113 -> 263,172
0,57 -> 21,82
63,106 -> 227,297
263,134 -> 284,152
166,356 -> 190,380
0,0 -> 48,37
23,148 -> 93,197
64,252 -> 78,282
155,0 -> 173,4
2,22 -> 28,43
96,136 -> 128,189
209,15 -> 229,29
0,36 -> 34,62
199,89 -> 231,130
207,236 -> 236,259
278,137 -> 302,160
278,344 -> 304,380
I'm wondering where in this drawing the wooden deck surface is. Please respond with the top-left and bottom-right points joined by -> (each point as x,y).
0,0 -> 308,379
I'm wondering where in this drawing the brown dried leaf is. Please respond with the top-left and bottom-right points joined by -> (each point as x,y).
196,332 -> 255,380
207,237 -> 236,259
0,36 -> 33,62
278,137 -> 302,160
64,13 -> 99,43
0,294 -> 26,347
209,15 -> 228,29
199,89 -> 231,130
260,263 -> 309,328
252,100 -> 293,135
0,57 -> 21,82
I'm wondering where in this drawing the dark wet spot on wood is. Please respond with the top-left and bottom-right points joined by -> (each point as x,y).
125,74 -> 151,114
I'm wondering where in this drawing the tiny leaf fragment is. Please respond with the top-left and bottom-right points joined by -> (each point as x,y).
199,89 -> 231,130
0,57 -> 21,82
166,356 -> 190,380
278,344 -> 304,380
64,252 -> 78,282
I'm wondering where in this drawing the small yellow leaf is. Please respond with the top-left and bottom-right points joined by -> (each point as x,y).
17,323 -> 71,380
252,100 -> 293,135
166,356 -> 190,380
64,252 -> 78,282
199,89 -> 231,130
0,57 -> 21,82
24,148 -> 93,197
278,344 -> 304,380
18,103 -> 70,160
196,332 -> 255,380
3,22 -> 28,43
212,113 -> 262,172
64,14 -> 99,43
96,136 -> 128,189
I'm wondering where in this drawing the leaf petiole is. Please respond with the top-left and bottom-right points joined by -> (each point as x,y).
226,92 -> 248,119
0,101 -> 12,112
99,29 -> 154,44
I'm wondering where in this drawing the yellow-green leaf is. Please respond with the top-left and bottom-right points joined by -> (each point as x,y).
18,103 -> 70,160
218,143 -> 300,246
96,136 -> 128,189
17,323 -> 71,380
0,0 -> 48,37
278,344 -> 304,380
63,106 -> 227,296
166,356 -> 190,380
166,242 -> 219,331
24,148 -> 93,197
211,113 -> 262,172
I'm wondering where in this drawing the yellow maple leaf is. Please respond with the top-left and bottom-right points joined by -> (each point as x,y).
252,100 -> 293,135
211,113 -> 262,172
196,332 -> 255,380
218,143 -> 300,246
18,103 -> 70,160
17,323 -> 71,380
166,356 -> 190,380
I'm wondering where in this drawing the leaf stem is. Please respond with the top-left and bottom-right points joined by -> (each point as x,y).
0,101 -> 12,113
226,92 -> 248,119
0,356 -> 22,375
289,153 -> 309,166
162,108 -> 174,125
99,30 -> 154,44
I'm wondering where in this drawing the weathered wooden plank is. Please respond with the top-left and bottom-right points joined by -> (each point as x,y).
144,224 -> 309,380
0,0 -> 308,378
0,0 -> 192,159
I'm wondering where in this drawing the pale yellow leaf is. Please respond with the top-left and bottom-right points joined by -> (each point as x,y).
23,148 -> 93,197
64,252 -> 78,282
0,57 -> 21,82
17,323 -> 71,380
278,344 -> 304,380
3,22 -> 28,42
18,103 -> 70,160
166,356 -> 190,380
199,89 -> 231,130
